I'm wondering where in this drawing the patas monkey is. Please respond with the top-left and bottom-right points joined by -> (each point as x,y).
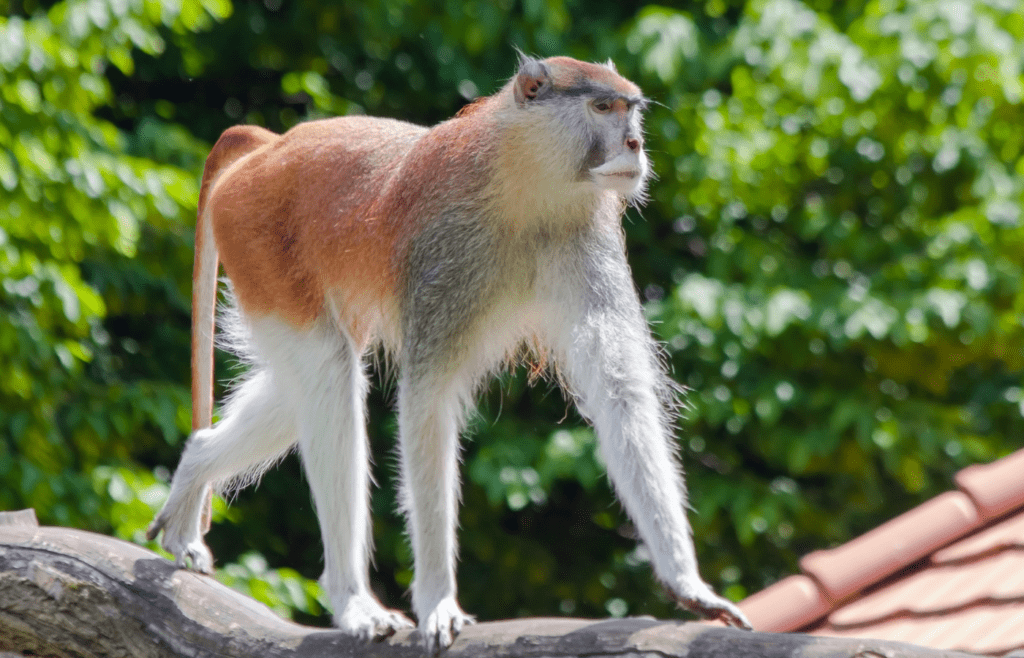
148,54 -> 752,652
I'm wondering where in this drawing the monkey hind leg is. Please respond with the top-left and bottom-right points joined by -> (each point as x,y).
256,317 -> 413,640
148,369 -> 296,573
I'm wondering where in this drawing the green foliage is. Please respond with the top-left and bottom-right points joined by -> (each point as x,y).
626,0 -> 1024,593
3,0 -> 1023,629
217,552 -> 329,620
0,0 -> 218,528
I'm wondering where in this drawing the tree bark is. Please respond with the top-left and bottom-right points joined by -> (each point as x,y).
0,510 -> 974,658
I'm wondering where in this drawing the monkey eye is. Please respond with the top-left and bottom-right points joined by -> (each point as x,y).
592,101 -> 612,113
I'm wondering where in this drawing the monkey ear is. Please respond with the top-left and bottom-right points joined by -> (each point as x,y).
513,57 -> 551,106
604,58 -> 618,73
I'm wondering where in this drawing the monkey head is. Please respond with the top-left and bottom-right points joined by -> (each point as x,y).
510,55 -> 651,205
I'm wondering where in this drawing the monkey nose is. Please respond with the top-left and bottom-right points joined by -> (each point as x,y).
625,137 -> 641,153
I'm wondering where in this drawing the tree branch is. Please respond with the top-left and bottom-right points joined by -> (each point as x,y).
0,510 -> 973,658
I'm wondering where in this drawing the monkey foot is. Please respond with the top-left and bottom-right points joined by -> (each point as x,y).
418,596 -> 475,655
334,593 -> 415,642
147,510 -> 215,574
670,580 -> 753,630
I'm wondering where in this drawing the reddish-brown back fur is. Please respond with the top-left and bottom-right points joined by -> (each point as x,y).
208,118 -> 424,344
204,110 -> 505,347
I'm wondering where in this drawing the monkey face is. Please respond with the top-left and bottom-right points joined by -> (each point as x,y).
585,94 -> 650,201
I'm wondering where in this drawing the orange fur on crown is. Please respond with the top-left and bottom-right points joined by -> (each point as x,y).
543,56 -> 641,97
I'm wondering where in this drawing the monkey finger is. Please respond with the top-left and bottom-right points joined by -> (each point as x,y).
672,590 -> 753,631
419,597 -> 473,655
371,610 -> 415,642
716,605 -> 757,634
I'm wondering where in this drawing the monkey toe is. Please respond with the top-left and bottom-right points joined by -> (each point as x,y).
144,517 -> 165,542
157,526 -> 215,573
181,542 -> 215,574
419,597 -> 474,655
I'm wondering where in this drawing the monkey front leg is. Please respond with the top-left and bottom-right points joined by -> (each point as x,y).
554,304 -> 752,630
397,373 -> 475,654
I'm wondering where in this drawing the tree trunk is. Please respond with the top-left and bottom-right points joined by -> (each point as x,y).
0,510 -> 975,658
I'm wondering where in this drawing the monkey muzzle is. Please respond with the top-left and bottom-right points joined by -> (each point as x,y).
590,151 -> 649,197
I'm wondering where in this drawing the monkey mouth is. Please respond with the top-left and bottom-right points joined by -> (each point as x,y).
591,166 -> 641,179
590,157 -> 644,180
590,157 -> 648,194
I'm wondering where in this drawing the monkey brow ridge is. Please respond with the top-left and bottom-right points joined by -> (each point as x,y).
556,82 -> 648,108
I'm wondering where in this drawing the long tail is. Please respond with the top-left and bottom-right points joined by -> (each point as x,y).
191,126 -> 277,432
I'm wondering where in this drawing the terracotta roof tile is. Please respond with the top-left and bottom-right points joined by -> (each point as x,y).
738,575 -> 830,631
820,603 -> 1024,655
819,616 -> 947,647
799,491 -> 978,601
741,449 -> 1024,655
955,450 -> 1024,520
932,512 -> 1024,563
829,550 -> 1024,625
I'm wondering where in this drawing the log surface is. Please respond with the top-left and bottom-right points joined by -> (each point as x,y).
0,510 -> 978,658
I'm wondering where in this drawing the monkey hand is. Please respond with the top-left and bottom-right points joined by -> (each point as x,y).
669,579 -> 753,630
334,592 -> 414,641
418,596 -> 475,655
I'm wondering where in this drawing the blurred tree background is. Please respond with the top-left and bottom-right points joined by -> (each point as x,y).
2,0 -> 1023,626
